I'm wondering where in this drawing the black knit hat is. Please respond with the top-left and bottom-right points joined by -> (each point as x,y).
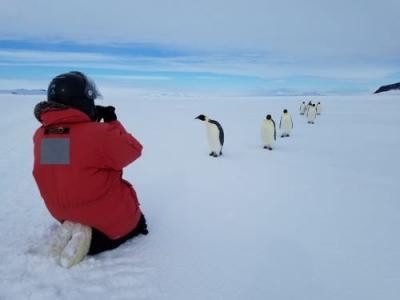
47,71 -> 100,120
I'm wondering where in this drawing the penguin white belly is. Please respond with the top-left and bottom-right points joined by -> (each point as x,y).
281,116 -> 292,134
299,105 -> 305,114
261,122 -> 275,147
207,123 -> 222,153
308,109 -> 317,122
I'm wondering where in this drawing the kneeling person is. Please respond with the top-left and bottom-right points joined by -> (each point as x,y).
33,72 -> 148,268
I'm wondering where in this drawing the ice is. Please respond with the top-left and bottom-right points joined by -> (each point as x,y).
0,91 -> 399,299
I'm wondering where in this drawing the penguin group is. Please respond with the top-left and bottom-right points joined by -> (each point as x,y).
195,100 -> 323,156
301,100 -> 322,124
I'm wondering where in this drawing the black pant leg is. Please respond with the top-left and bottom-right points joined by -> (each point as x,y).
88,214 -> 148,255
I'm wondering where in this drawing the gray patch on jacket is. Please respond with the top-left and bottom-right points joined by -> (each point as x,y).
40,138 -> 70,165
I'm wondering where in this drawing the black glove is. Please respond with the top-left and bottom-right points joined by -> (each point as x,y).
95,105 -> 117,123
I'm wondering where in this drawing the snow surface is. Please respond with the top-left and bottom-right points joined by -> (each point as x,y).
0,91 -> 400,300
377,89 -> 400,95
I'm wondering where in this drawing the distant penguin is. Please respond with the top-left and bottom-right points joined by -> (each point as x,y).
261,114 -> 276,150
195,114 -> 224,157
299,101 -> 306,115
307,104 -> 317,124
279,109 -> 293,137
305,101 -> 312,114
316,102 -> 322,115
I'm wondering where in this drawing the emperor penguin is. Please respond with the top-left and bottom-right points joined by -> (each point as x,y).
195,114 -> 224,157
299,101 -> 306,115
305,101 -> 312,114
279,109 -> 293,137
261,114 -> 276,150
307,104 -> 317,124
316,102 -> 322,115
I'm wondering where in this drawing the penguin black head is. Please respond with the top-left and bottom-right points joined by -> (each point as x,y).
302,101 -> 305,104
318,102 -> 321,104
195,114 -> 206,121
312,104 -> 316,107
283,109 -> 288,113
266,114 -> 272,120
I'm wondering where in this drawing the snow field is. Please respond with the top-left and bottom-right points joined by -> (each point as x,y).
0,92 -> 399,299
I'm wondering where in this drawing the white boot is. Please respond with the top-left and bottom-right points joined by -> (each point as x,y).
48,221 -> 75,258
59,223 -> 92,268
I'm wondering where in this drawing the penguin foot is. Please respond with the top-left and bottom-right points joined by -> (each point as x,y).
268,147 -> 273,150
281,135 -> 285,138
263,146 -> 268,149
212,154 -> 218,157
209,152 -> 214,156
219,151 -> 223,156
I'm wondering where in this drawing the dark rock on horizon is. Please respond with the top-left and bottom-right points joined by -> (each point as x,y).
0,89 -> 46,95
374,82 -> 400,94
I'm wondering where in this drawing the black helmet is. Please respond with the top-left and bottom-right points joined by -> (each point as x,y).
47,71 -> 101,120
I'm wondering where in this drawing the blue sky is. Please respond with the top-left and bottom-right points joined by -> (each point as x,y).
0,0 -> 399,95
0,39 -> 269,94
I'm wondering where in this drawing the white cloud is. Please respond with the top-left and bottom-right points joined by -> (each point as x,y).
97,75 -> 172,81
0,0 -> 399,60
0,78 -> 47,89
0,49 -> 115,62
0,48 -> 397,83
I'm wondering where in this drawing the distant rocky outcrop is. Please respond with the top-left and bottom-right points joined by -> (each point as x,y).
374,82 -> 400,94
0,89 -> 46,95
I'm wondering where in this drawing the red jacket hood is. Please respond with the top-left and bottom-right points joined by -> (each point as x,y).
40,108 -> 91,127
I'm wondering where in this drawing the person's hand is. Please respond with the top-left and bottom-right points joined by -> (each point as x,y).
95,105 -> 117,122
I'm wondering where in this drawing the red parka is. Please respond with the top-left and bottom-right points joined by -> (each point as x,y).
33,106 -> 143,239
